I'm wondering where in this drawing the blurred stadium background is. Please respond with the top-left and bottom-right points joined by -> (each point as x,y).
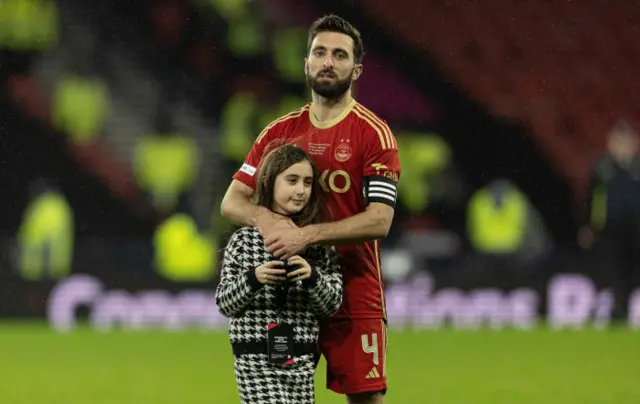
1,0 -> 639,402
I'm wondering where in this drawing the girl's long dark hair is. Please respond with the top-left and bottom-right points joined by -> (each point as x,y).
253,144 -> 325,227
214,145 -> 325,285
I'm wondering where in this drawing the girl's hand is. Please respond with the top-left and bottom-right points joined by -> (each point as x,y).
286,256 -> 312,282
255,261 -> 287,285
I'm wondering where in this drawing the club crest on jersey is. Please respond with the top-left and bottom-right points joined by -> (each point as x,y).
334,140 -> 353,162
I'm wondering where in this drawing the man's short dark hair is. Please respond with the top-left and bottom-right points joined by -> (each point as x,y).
307,15 -> 364,64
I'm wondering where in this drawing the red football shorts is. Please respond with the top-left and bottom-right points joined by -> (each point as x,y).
319,318 -> 388,395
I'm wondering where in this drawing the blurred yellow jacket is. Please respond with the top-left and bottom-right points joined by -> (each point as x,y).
154,214 -> 215,282
18,190 -> 74,280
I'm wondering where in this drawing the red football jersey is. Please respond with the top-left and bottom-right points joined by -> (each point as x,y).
232,99 -> 401,319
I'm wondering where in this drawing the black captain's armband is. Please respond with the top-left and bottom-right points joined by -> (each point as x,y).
362,175 -> 398,208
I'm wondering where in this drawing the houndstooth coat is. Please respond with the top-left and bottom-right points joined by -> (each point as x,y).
216,226 -> 343,404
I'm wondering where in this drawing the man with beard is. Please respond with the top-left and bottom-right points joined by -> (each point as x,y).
220,15 -> 401,404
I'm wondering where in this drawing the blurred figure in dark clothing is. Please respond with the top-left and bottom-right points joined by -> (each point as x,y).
579,120 -> 640,320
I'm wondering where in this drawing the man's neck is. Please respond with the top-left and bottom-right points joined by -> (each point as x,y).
310,91 -> 353,123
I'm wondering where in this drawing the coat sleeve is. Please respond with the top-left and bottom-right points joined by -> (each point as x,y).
582,157 -> 606,229
215,230 -> 263,318
304,247 -> 343,318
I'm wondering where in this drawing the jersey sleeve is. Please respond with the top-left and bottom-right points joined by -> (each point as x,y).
231,111 -> 301,189
231,128 -> 270,190
361,120 -> 402,208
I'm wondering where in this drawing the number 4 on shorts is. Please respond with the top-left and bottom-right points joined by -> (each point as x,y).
361,333 -> 379,365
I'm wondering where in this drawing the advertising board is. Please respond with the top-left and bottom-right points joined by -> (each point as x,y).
39,271 -> 640,332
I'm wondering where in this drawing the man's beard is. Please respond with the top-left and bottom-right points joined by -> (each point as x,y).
306,69 -> 353,100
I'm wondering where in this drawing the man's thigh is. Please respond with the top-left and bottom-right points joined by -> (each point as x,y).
320,319 -> 388,395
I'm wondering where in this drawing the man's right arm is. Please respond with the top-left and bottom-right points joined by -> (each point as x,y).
220,180 -> 291,230
220,180 -> 259,227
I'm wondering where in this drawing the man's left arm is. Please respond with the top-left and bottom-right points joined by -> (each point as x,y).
265,202 -> 395,258
305,202 -> 394,246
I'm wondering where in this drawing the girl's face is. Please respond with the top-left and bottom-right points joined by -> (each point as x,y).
272,161 -> 314,216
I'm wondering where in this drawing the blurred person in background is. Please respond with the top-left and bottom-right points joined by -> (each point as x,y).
216,145 -> 343,404
0,0 -> 59,84
52,52 -> 110,144
133,105 -> 200,216
579,120 -> 640,320
220,15 -> 400,404
153,212 -> 215,282
17,178 -> 74,281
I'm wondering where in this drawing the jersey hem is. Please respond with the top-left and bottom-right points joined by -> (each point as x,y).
232,171 -> 256,190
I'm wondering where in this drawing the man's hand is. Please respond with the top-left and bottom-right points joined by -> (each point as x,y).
257,214 -> 296,238
264,226 -> 310,259
253,202 -> 295,236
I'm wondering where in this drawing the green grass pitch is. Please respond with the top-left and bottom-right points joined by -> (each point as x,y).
1,322 -> 639,403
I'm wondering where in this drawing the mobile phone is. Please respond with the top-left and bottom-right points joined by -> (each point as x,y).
280,259 -> 300,273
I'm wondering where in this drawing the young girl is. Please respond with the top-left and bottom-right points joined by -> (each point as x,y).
216,144 -> 343,404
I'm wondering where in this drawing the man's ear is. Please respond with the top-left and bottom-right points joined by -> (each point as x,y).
352,64 -> 363,81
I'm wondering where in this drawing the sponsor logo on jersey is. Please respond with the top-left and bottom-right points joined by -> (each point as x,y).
371,163 -> 398,181
240,163 -> 257,176
383,171 -> 399,181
